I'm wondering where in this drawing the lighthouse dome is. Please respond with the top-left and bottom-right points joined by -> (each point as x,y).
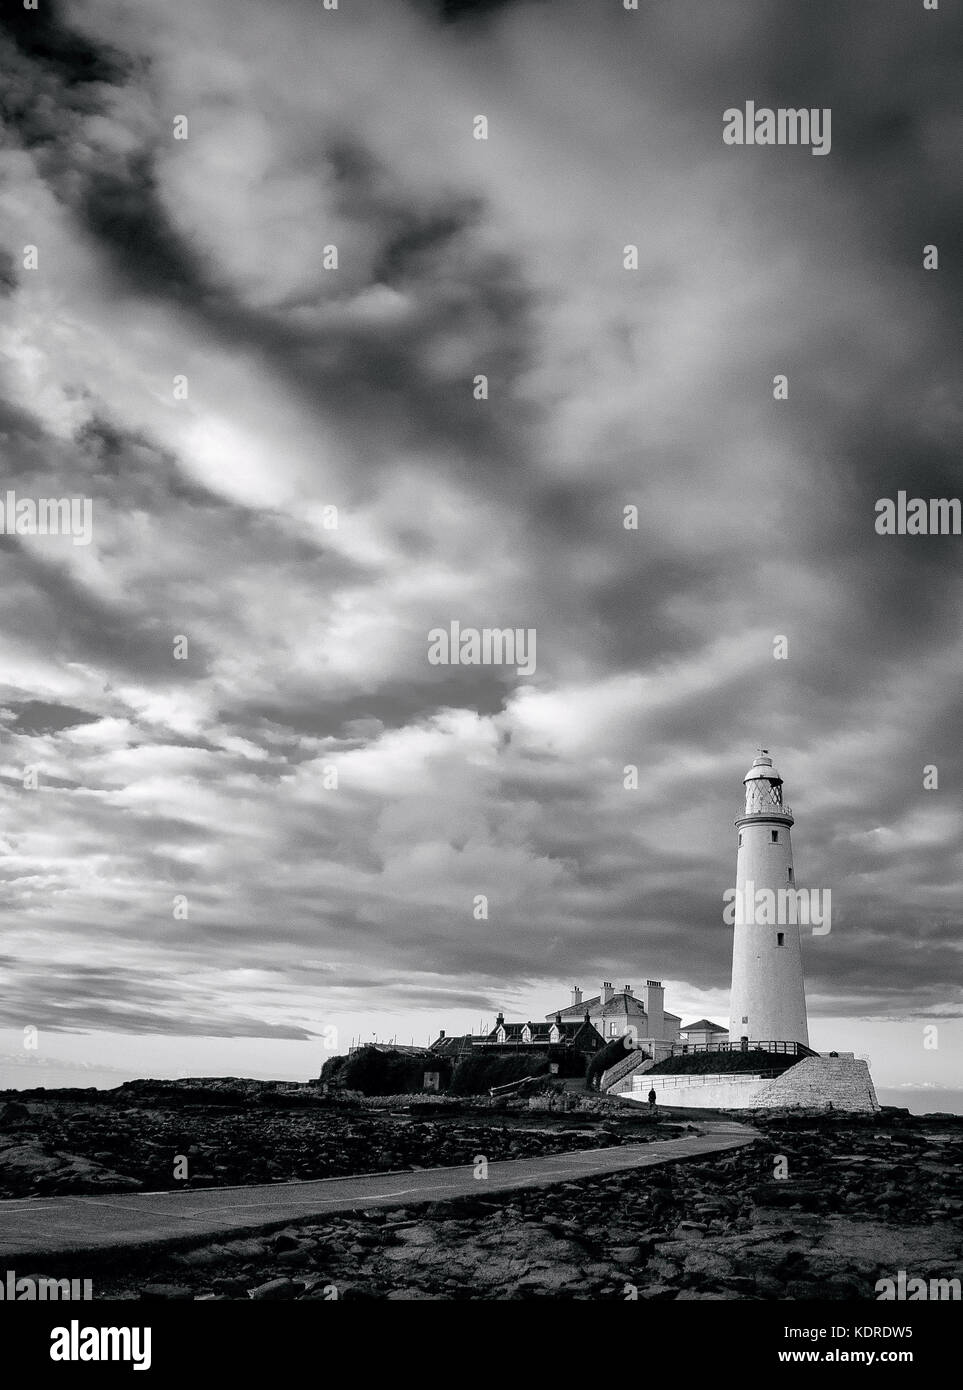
744,749 -> 783,783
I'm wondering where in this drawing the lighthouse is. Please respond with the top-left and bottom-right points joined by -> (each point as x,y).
729,750 -> 810,1047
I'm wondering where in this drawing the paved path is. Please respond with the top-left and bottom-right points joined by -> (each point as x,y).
0,1120 -> 756,1261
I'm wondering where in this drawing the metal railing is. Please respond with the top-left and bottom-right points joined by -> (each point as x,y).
740,802 -> 793,819
674,1040 -> 816,1057
624,1070 -> 784,1093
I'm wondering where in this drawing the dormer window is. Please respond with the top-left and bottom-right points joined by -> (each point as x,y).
549,1025 -> 560,1043
521,1025 -> 532,1043
496,1026 -> 506,1043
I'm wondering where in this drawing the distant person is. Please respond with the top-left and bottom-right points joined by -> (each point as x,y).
647,1087 -> 657,1112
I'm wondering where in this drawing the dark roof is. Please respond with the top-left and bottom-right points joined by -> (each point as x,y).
550,994 -> 603,1016
491,1022 -> 544,1041
550,992 -> 645,1020
603,997 -> 647,1016
549,998 -> 682,1025
429,1034 -> 477,1054
679,1019 -> 728,1033
485,1019 -> 602,1045
491,1021 -> 581,1040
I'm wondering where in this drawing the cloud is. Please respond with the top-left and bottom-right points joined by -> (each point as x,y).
0,0 -> 959,1058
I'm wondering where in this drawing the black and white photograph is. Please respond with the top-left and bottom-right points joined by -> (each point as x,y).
0,0 -> 959,1367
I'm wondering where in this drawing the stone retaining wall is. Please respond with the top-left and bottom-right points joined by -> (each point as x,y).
753,1057 -> 879,1112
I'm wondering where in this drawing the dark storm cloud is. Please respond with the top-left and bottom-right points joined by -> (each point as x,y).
0,395 -> 368,689
0,538 -> 207,676
1,700 -> 100,735
0,969 -> 317,1038
0,250 -> 16,295
435,0 -> 526,21
84,156 -> 534,486
72,416 -> 233,507
753,0 -> 963,292
0,0 -> 128,88
1,5 -> 539,484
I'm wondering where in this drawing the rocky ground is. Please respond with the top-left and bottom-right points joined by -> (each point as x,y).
17,1104 -> 959,1302
0,1086 -> 663,1198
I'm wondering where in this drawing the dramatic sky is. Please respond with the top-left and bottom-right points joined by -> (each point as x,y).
0,0 -> 960,1093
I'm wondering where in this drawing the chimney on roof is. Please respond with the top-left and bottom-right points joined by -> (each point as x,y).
495,1011 -> 504,1027
584,1009 -> 591,1024
439,1029 -> 445,1039
571,985 -> 582,1007
555,1012 -> 562,1025
624,985 -> 632,995
601,981 -> 614,1004
641,980 -> 664,1040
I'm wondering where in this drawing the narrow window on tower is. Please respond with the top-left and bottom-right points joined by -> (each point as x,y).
787,866 -> 793,883
738,833 -> 743,845
776,932 -> 785,947
771,830 -> 779,843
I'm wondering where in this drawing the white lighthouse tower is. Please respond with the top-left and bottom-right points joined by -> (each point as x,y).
729,750 -> 810,1047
